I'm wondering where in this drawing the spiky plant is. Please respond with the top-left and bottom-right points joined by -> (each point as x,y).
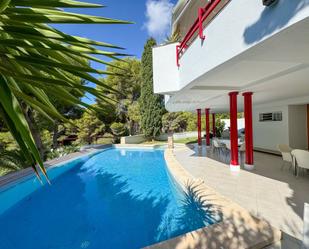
0,0 -> 130,182
0,147 -> 26,175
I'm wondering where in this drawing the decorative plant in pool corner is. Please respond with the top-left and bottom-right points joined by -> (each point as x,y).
0,0 -> 130,182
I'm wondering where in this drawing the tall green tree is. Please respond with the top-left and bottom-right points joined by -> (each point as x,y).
75,112 -> 105,145
0,0 -> 130,180
140,38 -> 165,140
97,58 -> 142,135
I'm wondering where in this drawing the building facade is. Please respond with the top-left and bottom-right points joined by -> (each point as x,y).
153,0 -> 309,170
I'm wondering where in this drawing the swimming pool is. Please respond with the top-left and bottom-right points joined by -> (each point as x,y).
0,148 -> 218,249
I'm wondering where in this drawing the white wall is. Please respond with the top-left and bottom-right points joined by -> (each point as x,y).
120,135 -> 146,144
253,105 -> 289,152
221,118 -> 245,130
153,43 -> 180,94
253,104 -> 308,152
156,131 -> 206,141
178,0 -> 309,90
288,105 -> 308,150
153,0 -> 309,95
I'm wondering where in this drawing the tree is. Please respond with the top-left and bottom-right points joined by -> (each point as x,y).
96,58 -> 142,135
110,122 -> 127,143
75,112 -> 105,145
162,112 -> 188,133
0,1 -> 130,180
140,38 -> 165,140
127,102 -> 141,135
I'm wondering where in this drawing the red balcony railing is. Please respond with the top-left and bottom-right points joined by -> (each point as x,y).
176,0 -> 226,67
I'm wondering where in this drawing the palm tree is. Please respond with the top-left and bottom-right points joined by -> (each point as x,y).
0,0 -> 130,182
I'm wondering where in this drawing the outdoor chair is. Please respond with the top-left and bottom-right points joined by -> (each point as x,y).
291,149 -> 309,177
239,142 -> 246,153
277,144 -> 293,171
213,138 -> 225,153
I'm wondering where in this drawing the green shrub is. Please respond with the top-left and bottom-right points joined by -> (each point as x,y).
47,145 -> 80,160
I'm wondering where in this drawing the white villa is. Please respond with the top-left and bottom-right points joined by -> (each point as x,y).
152,0 -> 309,247
153,0 -> 309,167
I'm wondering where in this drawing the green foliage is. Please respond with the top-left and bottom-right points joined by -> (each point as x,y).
140,38 -> 165,139
96,58 -> 142,135
95,135 -> 114,145
0,147 -> 27,176
162,112 -> 189,133
173,137 -> 198,144
128,102 -> 141,124
0,0 -> 130,179
75,112 -> 105,145
110,122 -> 127,136
215,119 -> 225,138
47,145 -> 80,161
0,132 -> 17,150
110,122 -> 127,143
41,129 -> 52,151
161,112 -> 225,136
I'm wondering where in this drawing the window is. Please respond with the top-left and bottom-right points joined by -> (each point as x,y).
259,112 -> 282,122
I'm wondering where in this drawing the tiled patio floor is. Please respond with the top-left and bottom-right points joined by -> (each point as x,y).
174,144 -> 309,248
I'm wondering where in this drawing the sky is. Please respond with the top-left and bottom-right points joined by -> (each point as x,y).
53,0 -> 178,104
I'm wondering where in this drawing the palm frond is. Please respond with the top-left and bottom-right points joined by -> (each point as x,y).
0,0 -> 131,181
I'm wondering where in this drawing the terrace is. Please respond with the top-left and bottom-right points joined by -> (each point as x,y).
171,142 -> 309,248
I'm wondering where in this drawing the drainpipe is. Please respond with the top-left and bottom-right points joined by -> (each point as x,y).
229,92 -> 240,171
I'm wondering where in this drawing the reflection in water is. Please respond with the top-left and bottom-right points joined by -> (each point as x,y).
0,149 -> 220,249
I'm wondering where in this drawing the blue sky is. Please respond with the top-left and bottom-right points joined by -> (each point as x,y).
54,0 -> 177,104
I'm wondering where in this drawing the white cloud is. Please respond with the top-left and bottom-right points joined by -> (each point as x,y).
144,0 -> 174,41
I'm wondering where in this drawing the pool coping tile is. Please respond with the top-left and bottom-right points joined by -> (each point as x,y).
143,148 -> 282,249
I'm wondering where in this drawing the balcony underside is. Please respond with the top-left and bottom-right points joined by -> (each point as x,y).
166,16 -> 309,113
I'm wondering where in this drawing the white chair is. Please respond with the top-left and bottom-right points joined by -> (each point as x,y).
239,142 -> 246,153
291,149 -> 309,177
213,138 -> 225,154
277,144 -> 293,170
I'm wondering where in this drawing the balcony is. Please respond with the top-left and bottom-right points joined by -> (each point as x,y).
153,0 -> 309,112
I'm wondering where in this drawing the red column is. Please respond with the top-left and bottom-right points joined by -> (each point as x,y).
212,113 -> 216,137
197,109 -> 202,146
229,92 -> 240,170
205,108 -> 210,146
243,92 -> 254,170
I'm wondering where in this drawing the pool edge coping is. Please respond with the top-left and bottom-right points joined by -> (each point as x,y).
143,146 -> 282,249
0,144 -> 113,189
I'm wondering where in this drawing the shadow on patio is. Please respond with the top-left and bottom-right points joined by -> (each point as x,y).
174,143 -> 308,245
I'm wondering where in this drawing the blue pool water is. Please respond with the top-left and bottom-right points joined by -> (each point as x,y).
0,148 -> 218,249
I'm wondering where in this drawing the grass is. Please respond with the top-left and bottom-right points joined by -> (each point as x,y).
174,137 -> 198,144
141,140 -> 166,145
141,137 -> 198,145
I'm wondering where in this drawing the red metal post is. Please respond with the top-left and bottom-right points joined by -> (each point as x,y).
243,92 -> 254,169
197,109 -> 202,146
198,8 -> 205,40
229,92 -> 239,170
205,108 -> 210,146
176,0 -> 223,66
212,113 -> 216,137
176,45 -> 180,67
